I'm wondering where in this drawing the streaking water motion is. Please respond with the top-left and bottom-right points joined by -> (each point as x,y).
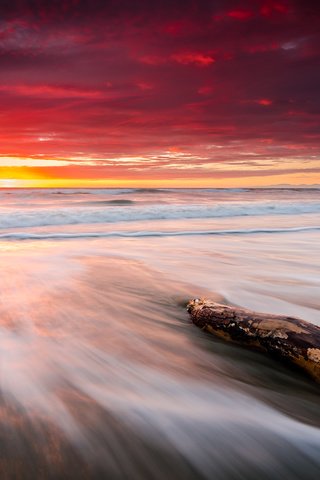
0,188 -> 319,479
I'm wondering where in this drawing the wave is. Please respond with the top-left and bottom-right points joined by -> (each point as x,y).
134,188 -> 168,193
1,225 -> 319,241
82,199 -> 136,206
0,188 -> 136,198
0,201 -> 319,229
50,189 -> 136,196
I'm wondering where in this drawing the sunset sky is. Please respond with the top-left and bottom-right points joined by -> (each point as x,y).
0,0 -> 319,187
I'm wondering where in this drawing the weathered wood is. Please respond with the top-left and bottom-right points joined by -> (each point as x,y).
187,298 -> 320,382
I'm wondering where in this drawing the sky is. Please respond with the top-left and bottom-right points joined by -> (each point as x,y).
0,0 -> 319,187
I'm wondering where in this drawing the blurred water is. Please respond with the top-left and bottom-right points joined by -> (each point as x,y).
0,188 -> 319,479
1,187 -> 320,230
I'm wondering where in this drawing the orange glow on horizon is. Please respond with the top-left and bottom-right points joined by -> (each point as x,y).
1,153 -> 319,188
1,168 -> 319,189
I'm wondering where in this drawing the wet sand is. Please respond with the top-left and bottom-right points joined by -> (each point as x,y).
1,250 -> 319,479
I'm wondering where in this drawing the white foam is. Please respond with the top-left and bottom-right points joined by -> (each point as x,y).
0,201 -> 320,229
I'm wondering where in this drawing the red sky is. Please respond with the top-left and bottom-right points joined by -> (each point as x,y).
0,0 -> 320,187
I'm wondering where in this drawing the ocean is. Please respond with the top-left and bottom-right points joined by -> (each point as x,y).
1,187 -> 319,479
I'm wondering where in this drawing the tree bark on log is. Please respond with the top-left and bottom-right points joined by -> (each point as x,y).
187,299 -> 320,382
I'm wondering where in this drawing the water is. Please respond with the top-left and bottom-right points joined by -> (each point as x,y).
0,188 -> 319,479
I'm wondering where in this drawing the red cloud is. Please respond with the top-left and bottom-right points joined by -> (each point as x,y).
0,0 -> 318,186
0,84 -> 104,99
136,82 -> 153,91
163,20 -> 185,35
139,55 -> 165,65
198,86 -> 213,95
260,2 -> 289,16
227,9 -> 254,20
171,52 -> 215,66
140,52 -> 215,67
246,42 -> 279,54
257,99 -> 273,106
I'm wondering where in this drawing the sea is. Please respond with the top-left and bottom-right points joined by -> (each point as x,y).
0,187 -> 319,479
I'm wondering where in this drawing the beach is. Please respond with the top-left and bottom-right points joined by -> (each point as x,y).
1,188 -> 320,479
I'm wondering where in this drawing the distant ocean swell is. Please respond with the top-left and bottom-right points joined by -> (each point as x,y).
1,202 -> 320,229
1,187 -> 320,196
1,225 -> 320,240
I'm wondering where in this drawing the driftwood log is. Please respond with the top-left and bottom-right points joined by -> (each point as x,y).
187,299 -> 320,382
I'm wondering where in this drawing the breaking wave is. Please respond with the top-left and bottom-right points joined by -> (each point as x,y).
1,225 -> 319,241
0,202 -> 320,230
